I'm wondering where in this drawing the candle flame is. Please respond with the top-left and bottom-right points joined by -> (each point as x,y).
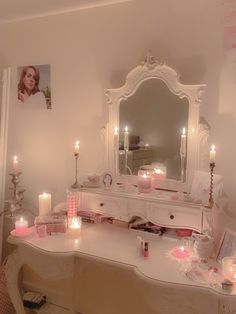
114,126 -> 118,134
182,128 -> 186,135
75,141 -> 80,147
124,126 -> 128,132
154,168 -> 162,174
13,156 -> 18,162
180,246 -> 184,252
20,217 -> 23,223
211,144 -> 215,151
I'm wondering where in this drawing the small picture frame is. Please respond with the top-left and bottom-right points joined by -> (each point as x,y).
216,228 -> 236,263
102,172 -> 113,190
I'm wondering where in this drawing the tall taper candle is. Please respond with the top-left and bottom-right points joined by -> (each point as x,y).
124,126 -> 129,151
209,144 -> 216,163
74,141 -> 80,156
180,128 -> 187,157
114,126 -> 119,150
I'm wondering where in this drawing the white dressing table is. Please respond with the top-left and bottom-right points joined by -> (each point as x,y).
5,223 -> 236,314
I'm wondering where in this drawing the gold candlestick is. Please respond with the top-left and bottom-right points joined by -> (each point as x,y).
206,162 -> 215,208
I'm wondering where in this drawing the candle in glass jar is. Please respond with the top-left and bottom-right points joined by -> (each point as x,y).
180,128 -> 187,157
114,126 -> 119,150
68,217 -> 82,235
209,144 -> 216,163
138,171 -> 152,193
38,192 -> 51,216
74,141 -> 80,156
15,217 -> 28,236
12,156 -> 19,173
172,245 -> 189,259
151,168 -> 166,189
124,126 -> 129,151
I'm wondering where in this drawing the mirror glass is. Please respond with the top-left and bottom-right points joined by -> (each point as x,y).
119,79 -> 189,180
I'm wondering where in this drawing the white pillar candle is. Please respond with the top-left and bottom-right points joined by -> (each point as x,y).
74,141 -> 80,156
124,126 -> 129,151
180,128 -> 187,157
12,156 -> 19,173
209,144 -> 216,163
38,193 -> 52,216
15,217 -> 28,235
114,126 -> 119,150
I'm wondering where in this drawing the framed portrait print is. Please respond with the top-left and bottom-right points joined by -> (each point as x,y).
17,64 -> 51,109
102,172 -> 113,190
216,228 -> 236,263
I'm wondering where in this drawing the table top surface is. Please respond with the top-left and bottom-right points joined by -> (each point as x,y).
7,223 -> 232,296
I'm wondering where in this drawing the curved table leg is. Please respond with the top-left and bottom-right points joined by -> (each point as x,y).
5,249 -> 25,314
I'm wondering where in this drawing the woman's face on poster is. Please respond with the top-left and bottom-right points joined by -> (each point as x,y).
23,67 -> 36,93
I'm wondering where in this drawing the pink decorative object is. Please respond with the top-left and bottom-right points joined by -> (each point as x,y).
138,170 -> 152,193
151,167 -> 166,189
171,246 -> 190,258
176,229 -> 193,237
67,190 -> 79,217
14,217 -> 29,236
10,228 -> 32,238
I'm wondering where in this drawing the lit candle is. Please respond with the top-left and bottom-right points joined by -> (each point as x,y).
68,217 -> 82,235
124,126 -> 129,151
74,141 -> 80,156
114,126 -> 119,150
137,171 -> 152,193
180,128 -> 187,157
222,257 -> 236,282
38,192 -> 52,216
209,144 -> 216,163
171,245 -> 189,259
15,217 -> 28,236
12,156 -> 19,173
151,168 -> 166,189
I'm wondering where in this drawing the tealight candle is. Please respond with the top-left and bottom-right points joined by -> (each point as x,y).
68,217 -> 82,235
38,192 -> 51,216
15,217 -> 28,236
138,170 -> 152,193
172,245 -> 189,259
209,144 -> 216,163
74,141 -> 80,156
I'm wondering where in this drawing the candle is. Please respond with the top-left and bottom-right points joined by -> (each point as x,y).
222,256 -> 236,281
124,126 -> 129,151
180,128 -> 187,157
151,168 -> 166,189
137,170 -> 152,193
171,245 -> 189,259
114,126 -> 119,150
38,192 -> 52,216
209,144 -> 216,163
74,141 -> 80,156
12,156 -> 19,173
68,217 -> 82,235
15,217 -> 28,236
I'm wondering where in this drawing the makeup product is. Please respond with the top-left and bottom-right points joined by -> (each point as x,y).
144,241 -> 149,258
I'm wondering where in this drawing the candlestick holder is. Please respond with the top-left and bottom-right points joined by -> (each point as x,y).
205,162 -> 215,208
180,153 -> 186,182
5,172 -> 25,217
71,153 -> 82,189
124,149 -> 132,175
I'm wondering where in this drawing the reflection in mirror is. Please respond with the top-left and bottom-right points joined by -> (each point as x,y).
119,79 -> 189,181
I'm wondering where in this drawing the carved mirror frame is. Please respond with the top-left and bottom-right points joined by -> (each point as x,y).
105,54 -> 207,192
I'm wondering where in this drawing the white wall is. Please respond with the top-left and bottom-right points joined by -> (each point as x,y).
0,0 -> 234,219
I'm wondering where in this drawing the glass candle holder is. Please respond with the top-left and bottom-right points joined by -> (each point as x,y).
171,238 -> 191,259
222,256 -> 236,282
151,167 -> 166,189
68,216 -> 82,236
137,170 -> 152,193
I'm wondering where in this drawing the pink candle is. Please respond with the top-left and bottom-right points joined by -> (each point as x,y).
15,217 -> 28,236
138,171 -> 152,193
171,246 -> 189,259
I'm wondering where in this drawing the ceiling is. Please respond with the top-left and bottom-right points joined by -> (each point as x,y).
0,0 -> 131,24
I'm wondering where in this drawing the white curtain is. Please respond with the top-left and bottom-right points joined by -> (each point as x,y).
0,68 -> 10,262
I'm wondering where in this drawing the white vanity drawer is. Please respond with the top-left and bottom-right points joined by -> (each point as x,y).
81,192 -> 127,220
147,202 -> 202,232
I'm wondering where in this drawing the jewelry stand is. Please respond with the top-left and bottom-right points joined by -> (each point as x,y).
205,162 -> 215,208
71,153 -> 82,189
5,172 -> 25,217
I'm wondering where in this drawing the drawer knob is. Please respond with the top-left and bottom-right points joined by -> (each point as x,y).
100,202 -> 104,207
170,214 -> 175,220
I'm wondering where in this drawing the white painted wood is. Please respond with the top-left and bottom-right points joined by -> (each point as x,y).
105,53 -> 207,193
80,188 -> 207,233
5,223 -> 236,314
0,68 -> 10,262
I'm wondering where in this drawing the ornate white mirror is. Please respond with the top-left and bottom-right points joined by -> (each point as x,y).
105,54 -> 206,192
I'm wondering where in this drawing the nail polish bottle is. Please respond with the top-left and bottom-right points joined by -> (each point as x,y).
144,242 -> 149,258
